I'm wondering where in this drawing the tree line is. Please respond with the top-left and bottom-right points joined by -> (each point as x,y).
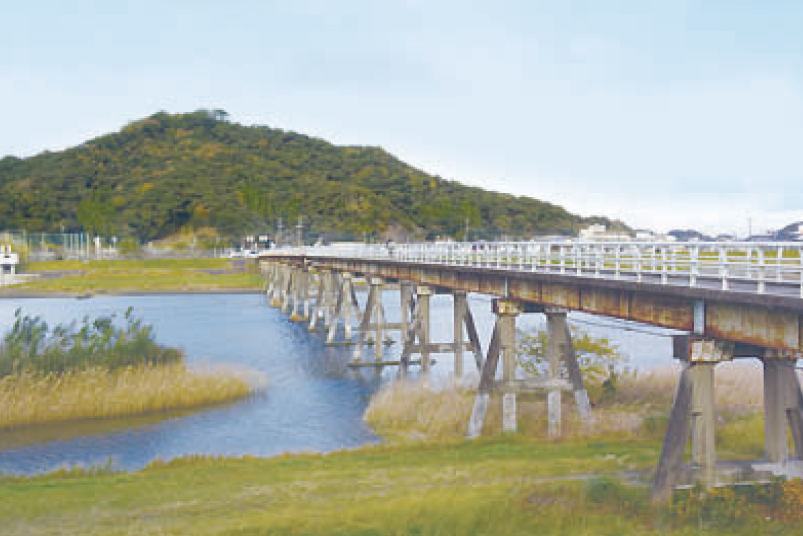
0,110 -> 629,241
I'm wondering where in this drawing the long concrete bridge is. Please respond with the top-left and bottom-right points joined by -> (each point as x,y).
259,240 -> 803,502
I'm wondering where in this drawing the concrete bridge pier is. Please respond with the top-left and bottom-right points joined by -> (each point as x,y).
289,267 -> 308,321
394,286 -> 484,378
352,276 -> 387,363
308,269 -> 329,331
762,356 -> 803,464
411,285 -> 433,373
545,309 -> 595,436
300,267 -> 312,321
467,299 -> 519,437
452,291 -> 484,378
260,262 -> 271,295
281,266 -> 294,314
268,264 -> 286,307
322,270 -> 338,331
652,340 -> 730,503
326,272 -> 356,344
466,302 -> 594,439
498,300 -> 520,434
690,362 -> 717,491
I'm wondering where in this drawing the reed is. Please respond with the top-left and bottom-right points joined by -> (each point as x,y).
0,363 -> 259,430
363,377 -> 476,441
365,362 -> 777,443
615,361 -> 766,417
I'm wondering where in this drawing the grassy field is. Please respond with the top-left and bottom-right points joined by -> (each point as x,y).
8,258 -> 262,293
3,363 -> 801,535
2,436 -> 801,536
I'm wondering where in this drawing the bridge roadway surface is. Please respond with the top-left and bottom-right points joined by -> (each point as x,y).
262,244 -> 803,355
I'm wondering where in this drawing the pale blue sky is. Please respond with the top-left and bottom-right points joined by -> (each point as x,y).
2,0 -> 802,235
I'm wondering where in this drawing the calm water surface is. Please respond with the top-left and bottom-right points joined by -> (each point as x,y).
0,291 -> 679,475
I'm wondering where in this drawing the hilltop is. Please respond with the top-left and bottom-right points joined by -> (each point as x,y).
0,110 -> 627,241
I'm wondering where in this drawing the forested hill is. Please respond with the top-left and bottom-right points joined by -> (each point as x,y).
0,110 -> 627,241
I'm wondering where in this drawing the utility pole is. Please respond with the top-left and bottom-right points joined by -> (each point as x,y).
296,215 -> 303,247
464,217 -> 470,242
277,218 -> 283,247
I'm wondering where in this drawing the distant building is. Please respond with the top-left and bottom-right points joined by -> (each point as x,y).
633,229 -> 676,242
747,234 -> 775,242
1,245 -> 19,276
579,224 -> 631,242
776,222 -> 803,242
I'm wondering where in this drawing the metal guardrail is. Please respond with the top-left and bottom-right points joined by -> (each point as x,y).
264,241 -> 803,298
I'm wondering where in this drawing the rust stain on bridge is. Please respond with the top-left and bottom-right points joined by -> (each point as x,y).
264,255 -> 803,353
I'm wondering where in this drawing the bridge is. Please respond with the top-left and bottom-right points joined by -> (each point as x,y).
258,240 -> 803,502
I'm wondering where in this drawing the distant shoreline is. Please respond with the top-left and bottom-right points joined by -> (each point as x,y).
0,288 -> 262,299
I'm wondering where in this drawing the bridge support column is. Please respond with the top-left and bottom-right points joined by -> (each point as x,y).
454,291 -> 466,377
301,267 -> 311,320
691,363 -> 717,491
260,262 -> 270,295
498,300 -> 520,434
762,356 -> 803,463
398,285 -> 432,376
452,291 -> 484,377
268,264 -> 285,307
417,286 -> 433,373
545,310 -> 594,435
400,282 -> 414,337
323,271 -> 337,330
326,272 -> 355,344
652,339 -> 731,503
352,277 -> 386,363
290,267 -> 307,321
308,269 -> 328,331
652,363 -> 695,503
467,299 -> 519,437
281,266 -> 293,314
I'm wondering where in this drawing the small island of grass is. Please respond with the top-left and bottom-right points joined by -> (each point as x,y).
0,308 -> 258,430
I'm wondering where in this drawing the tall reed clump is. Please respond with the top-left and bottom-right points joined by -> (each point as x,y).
0,364 -> 254,430
364,361 -> 774,444
0,309 -> 259,429
363,377 -> 476,441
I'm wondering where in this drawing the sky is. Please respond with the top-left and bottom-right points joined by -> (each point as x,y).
2,0 -> 802,236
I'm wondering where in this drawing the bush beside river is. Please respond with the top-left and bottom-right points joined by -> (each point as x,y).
0,309 -> 258,429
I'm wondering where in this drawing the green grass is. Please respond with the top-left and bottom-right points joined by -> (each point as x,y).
10,259 -> 262,293
27,258 -> 234,271
0,437 -> 796,536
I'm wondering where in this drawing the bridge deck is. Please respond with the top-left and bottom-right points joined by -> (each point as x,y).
263,248 -> 803,353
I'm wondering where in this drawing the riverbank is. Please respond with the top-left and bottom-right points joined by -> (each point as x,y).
2,436 -> 800,535
2,258 -> 262,295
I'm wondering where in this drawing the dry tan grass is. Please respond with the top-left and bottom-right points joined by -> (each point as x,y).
363,376 -> 647,441
363,378 -> 475,441
615,361 -> 767,417
0,363 -> 261,430
365,362 -> 779,442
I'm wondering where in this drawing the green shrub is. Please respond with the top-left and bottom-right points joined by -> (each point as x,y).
0,308 -> 182,377
517,326 -> 627,399
581,477 -> 646,513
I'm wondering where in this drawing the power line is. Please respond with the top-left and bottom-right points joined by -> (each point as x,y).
568,316 -> 680,338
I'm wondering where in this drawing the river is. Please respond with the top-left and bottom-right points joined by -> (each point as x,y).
0,291 -> 679,475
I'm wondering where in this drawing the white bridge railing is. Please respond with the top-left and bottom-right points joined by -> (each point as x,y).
268,241 -> 803,298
